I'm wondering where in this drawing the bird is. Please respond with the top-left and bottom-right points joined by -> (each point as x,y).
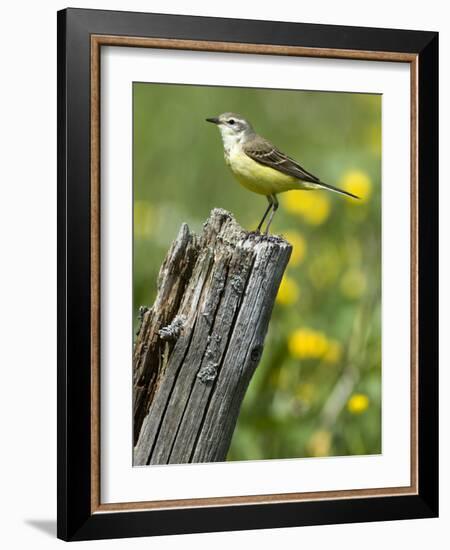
206,112 -> 359,234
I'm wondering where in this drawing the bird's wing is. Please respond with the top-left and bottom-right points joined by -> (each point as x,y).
243,136 -> 321,184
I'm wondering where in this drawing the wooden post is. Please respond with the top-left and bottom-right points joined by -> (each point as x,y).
133,208 -> 291,465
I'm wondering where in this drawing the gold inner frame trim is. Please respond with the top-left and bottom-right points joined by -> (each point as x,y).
90,34 -> 419,514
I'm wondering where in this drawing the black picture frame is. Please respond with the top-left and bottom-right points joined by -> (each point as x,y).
57,7 -> 438,541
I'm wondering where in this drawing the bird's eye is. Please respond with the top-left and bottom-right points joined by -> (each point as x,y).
228,119 -> 235,125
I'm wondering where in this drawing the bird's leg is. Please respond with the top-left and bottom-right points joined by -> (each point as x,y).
264,195 -> 279,235
256,196 -> 273,233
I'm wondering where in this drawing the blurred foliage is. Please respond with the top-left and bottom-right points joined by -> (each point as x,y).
134,82 -> 381,461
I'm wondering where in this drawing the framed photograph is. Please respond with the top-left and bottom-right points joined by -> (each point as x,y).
57,8 -> 438,541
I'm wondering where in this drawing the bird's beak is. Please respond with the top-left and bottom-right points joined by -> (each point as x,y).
206,117 -> 220,125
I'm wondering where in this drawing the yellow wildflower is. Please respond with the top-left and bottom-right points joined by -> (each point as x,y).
340,268 -> 367,299
283,230 -> 307,266
323,340 -> 343,364
288,328 -> 328,360
276,275 -> 300,306
347,393 -> 369,414
307,430 -> 332,457
288,328 -> 344,364
339,169 -> 372,203
281,192 -> 331,225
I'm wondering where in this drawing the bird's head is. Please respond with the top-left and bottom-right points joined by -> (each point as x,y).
206,112 -> 254,149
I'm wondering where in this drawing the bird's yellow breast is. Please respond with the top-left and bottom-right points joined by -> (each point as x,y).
226,148 -> 299,196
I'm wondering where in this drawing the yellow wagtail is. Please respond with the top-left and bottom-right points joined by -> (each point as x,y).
206,112 -> 359,234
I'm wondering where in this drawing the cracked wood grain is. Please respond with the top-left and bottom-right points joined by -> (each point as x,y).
133,209 -> 291,465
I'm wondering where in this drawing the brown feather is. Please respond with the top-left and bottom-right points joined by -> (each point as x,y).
243,135 -> 321,184
243,135 -> 360,199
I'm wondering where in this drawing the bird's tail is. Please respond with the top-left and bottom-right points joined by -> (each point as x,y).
316,181 -> 360,200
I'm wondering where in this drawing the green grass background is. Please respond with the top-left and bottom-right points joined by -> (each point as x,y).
133,82 -> 382,460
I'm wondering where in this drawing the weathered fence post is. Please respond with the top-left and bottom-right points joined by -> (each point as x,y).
133,208 -> 291,465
